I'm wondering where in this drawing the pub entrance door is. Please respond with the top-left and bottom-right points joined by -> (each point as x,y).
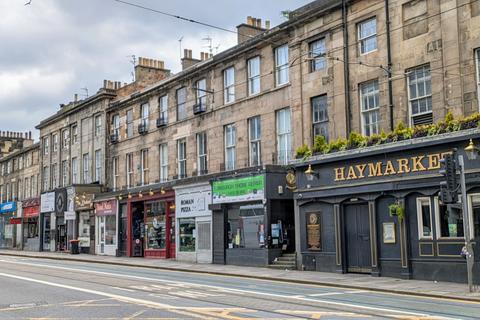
344,203 -> 372,273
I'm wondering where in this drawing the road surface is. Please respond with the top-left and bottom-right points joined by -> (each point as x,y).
0,255 -> 477,319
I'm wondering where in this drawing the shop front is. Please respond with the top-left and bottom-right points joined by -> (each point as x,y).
22,197 -> 40,251
293,130 -> 480,283
94,199 -> 117,256
0,202 -> 18,249
210,167 -> 295,267
72,190 -> 96,254
125,188 -> 176,259
175,183 -> 212,263
40,192 -> 55,251
54,189 -> 67,252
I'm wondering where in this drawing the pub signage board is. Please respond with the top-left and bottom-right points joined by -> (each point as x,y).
212,174 -> 265,204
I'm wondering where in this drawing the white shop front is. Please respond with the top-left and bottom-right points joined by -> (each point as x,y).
175,183 -> 212,263
94,199 -> 118,256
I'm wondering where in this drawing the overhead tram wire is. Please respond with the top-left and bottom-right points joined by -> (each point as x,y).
102,65 -> 477,159
113,0 -> 478,64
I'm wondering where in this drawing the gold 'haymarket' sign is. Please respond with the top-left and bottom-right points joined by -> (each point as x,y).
334,152 -> 451,182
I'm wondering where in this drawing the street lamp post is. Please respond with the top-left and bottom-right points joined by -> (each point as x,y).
457,154 -> 475,293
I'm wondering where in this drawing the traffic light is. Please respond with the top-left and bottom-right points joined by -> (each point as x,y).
439,152 -> 458,204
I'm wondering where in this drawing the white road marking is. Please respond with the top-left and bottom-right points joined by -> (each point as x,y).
112,287 -> 136,292
0,258 -> 439,317
0,272 -> 213,319
308,292 -> 347,297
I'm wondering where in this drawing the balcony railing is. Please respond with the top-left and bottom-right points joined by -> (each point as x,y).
193,102 -> 206,115
156,116 -> 167,128
138,122 -> 148,135
110,133 -> 119,144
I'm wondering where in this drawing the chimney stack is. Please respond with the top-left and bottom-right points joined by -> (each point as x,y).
135,56 -> 170,83
181,49 -> 201,70
237,16 -> 267,44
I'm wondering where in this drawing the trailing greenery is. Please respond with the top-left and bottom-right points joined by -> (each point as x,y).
388,203 -> 405,222
295,112 -> 480,159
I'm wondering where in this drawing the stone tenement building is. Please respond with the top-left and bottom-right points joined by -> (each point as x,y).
0,142 -> 40,204
0,131 -> 34,159
104,0 -> 480,190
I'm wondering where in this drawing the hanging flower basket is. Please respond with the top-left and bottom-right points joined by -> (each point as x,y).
388,203 -> 405,222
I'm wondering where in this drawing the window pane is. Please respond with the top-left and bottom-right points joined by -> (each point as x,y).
179,218 -> 196,252
227,205 -> 265,249
438,202 -> 464,238
145,201 -> 166,249
471,195 -> 480,237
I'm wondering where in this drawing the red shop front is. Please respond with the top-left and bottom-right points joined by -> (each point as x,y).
22,197 -> 40,251
126,189 -> 176,259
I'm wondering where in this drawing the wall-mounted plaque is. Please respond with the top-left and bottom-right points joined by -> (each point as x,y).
306,212 -> 321,251
383,222 -> 396,244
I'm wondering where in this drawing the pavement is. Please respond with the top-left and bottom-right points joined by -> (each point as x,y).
0,249 -> 479,304
0,254 -> 479,319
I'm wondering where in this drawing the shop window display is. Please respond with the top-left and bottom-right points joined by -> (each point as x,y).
179,218 -> 195,252
227,204 -> 265,249
146,201 -> 166,249
78,212 -> 90,247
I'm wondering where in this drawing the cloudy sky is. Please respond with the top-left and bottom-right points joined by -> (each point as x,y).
0,0 -> 311,140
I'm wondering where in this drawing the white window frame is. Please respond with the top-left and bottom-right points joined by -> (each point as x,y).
434,197 -> 465,240
72,157 -> 78,184
360,80 -> 380,136
475,48 -> 480,111
197,132 -> 207,175
249,116 -> 261,166
126,109 -> 134,138
225,124 -> 236,171
43,137 -> 49,155
177,139 -> 187,178
160,143 -> 168,182
407,65 -> 432,126
309,38 -> 326,72
467,193 -> 480,240
83,153 -> 90,184
176,87 -> 187,121
141,103 -> 149,128
159,95 -> 168,122
196,79 -> 207,107
276,108 -> 292,165
112,114 -> 120,137
51,163 -> 57,188
140,149 -> 149,186
52,134 -> 58,152
61,160 -> 68,187
224,67 -> 235,104
126,153 -> 134,188
275,44 -> 289,86
248,56 -> 261,96
62,129 -> 69,149
95,114 -> 102,137
95,149 -> 102,183
112,156 -> 119,191
416,197 -> 433,240
71,124 -> 78,144
358,17 -> 377,55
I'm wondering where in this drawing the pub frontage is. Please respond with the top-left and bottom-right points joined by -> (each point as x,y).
209,166 -> 295,267
293,129 -> 480,283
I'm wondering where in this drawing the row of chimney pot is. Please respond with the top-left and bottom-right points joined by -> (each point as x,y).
246,16 -> 270,29
138,57 -> 165,70
0,131 -> 32,139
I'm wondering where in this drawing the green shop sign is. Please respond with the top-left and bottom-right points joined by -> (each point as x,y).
212,174 -> 265,204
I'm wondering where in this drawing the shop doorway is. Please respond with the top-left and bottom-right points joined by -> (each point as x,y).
118,203 -> 128,256
56,219 -> 67,251
196,218 -> 211,263
131,203 -> 144,257
344,203 -> 371,273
